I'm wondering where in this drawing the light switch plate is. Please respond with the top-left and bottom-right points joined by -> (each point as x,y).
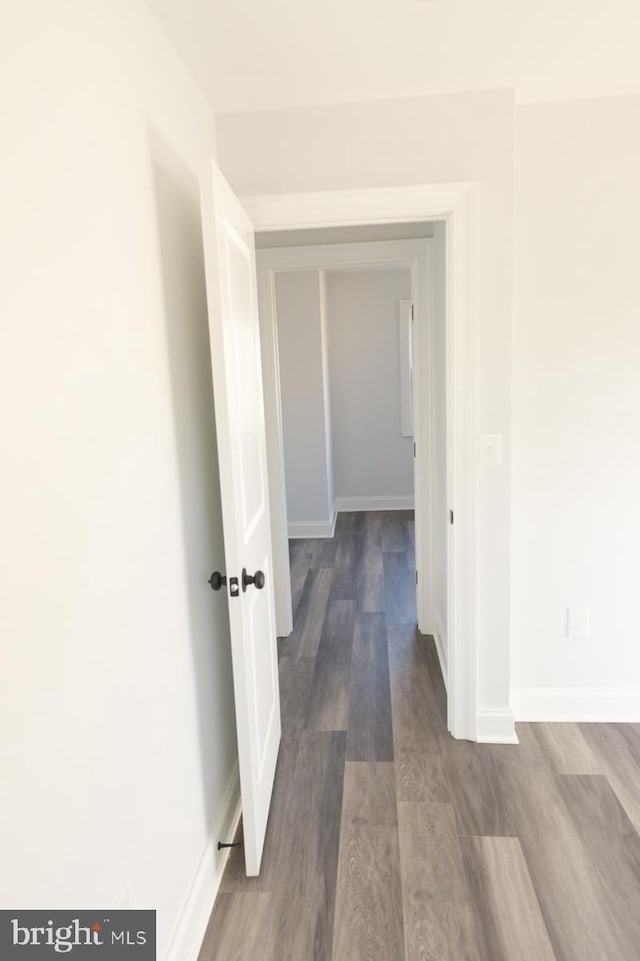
478,433 -> 502,467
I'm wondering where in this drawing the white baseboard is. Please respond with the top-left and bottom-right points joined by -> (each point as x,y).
476,708 -> 519,744
333,495 -> 415,512
163,763 -> 241,961
287,512 -> 337,539
288,499 -> 414,538
512,687 -> 640,722
432,612 -> 448,693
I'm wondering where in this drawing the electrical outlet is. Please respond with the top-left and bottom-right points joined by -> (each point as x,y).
567,608 -> 590,638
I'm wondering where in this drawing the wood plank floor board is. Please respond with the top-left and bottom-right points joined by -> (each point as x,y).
381,515 -> 412,552
422,632 -> 449,729
556,774 -> 640,959
460,836 -> 557,961
580,722 -> 640,834
361,511 -> 384,547
443,738 -> 516,838
398,801 -> 484,961
617,723 -> 640,758
279,567 -> 333,658
322,732 -> 348,945
346,613 -> 394,761
495,749 -> 627,961
198,892 -> 271,961
509,722 -> 552,767
382,550 -> 416,625
280,731 -> 346,888
289,540 -> 315,618
332,762 -> 405,961
532,722 -> 601,775
329,537 -> 361,602
333,511 -> 366,540
388,625 -> 448,751
278,656 -> 315,731
405,517 -> 415,549
268,731 -> 347,961
306,600 -> 355,732
396,745 -> 450,802
387,508 -> 415,521
356,539 -> 385,613
624,829 -> 640,882
310,536 -> 340,569
278,568 -> 313,658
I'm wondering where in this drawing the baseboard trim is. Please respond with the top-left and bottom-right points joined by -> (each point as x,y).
333,495 -> 415,512
163,763 -> 241,961
287,499 -> 414,537
476,708 -> 519,744
432,612 -> 448,693
512,687 -> 640,722
287,512 -> 337,539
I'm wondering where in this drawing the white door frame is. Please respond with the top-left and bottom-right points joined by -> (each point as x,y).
257,239 -> 433,640
243,183 -> 478,742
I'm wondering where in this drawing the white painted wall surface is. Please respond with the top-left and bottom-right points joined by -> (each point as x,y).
325,269 -> 413,502
275,271 -> 334,531
512,95 -> 640,718
218,89 -> 514,720
146,0 -> 640,114
0,2 -> 237,956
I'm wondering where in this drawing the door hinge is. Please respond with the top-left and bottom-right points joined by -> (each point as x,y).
413,442 -> 416,458
415,570 -> 418,585
449,509 -> 454,525
411,303 -> 415,321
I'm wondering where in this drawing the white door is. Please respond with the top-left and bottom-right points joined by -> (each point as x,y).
200,160 -> 281,876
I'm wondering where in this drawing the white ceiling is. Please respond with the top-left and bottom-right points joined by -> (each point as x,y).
146,0 -> 640,114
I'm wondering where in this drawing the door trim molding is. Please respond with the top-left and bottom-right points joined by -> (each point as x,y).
476,709 -> 519,745
245,182 -> 479,741
334,495 -> 415,513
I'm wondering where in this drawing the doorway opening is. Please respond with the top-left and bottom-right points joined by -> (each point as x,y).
242,183 -> 478,741
244,180 -> 477,742
256,228 -> 445,680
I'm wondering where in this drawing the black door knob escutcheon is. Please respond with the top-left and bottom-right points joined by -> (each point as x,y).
242,568 -> 266,592
208,571 -> 227,591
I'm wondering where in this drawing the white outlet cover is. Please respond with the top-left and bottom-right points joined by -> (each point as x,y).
567,608 -> 590,638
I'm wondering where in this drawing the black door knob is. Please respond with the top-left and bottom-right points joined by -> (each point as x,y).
208,571 -> 227,591
242,568 -> 266,592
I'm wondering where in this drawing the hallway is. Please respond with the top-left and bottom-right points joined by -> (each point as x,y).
199,511 -> 640,961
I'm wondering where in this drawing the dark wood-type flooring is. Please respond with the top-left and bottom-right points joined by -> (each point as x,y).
199,510 -> 640,961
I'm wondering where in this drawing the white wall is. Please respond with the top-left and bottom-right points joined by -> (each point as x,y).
326,269 -> 414,505
0,2 -> 237,956
218,89 -> 515,723
512,94 -> 640,719
275,271 -> 334,532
